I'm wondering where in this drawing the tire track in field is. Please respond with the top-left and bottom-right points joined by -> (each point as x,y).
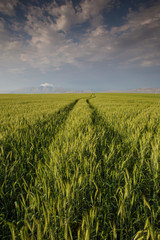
86,98 -> 139,239
86,98 -> 126,179
86,98 -> 157,171
86,97 -> 141,178
85,98 -> 131,239
1,99 -> 78,157
86,98 -> 156,177
86,99 -> 160,238
0,99 -> 78,236
86,98 -> 124,172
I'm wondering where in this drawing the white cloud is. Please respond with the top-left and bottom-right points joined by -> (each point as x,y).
40,83 -> 54,87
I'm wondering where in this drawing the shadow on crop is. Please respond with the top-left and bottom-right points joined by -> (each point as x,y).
0,99 -> 78,238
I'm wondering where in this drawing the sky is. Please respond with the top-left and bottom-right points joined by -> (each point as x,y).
0,0 -> 160,92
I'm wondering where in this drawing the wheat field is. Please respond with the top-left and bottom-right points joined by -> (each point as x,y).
0,93 -> 160,239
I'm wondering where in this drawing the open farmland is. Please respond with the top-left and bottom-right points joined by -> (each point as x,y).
0,93 -> 160,240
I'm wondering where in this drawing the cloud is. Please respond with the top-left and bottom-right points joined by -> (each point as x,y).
0,0 -> 160,74
12,0 -> 116,70
40,83 -> 54,87
110,1 -> 160,67
0,0 -> 18,16
48,0 -> 115,32
8,67 -> 25,74
0,19 -> 10,49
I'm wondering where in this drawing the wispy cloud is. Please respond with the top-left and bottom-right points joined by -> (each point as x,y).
8,67 -> 25,74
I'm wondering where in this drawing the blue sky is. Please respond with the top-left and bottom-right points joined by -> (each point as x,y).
0,0 -> 160,92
